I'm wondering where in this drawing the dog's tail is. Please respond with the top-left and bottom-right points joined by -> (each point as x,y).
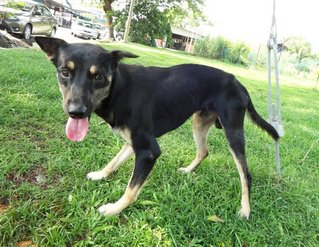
246,96 -> 280,141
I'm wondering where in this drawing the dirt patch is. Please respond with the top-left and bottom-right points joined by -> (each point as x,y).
0,204 -> 9,213
16,240 -> 37,247
0,195 -> 9,205
6,165 -> 49,189
0,196 -> 9,213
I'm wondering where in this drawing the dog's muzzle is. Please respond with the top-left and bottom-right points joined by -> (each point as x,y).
67,104 -> 88,119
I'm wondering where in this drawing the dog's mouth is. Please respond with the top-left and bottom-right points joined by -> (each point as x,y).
66,117 -> 89,142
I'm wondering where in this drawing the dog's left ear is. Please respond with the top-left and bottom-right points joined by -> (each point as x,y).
111,50 -> 139,63
35,37 -> 67,60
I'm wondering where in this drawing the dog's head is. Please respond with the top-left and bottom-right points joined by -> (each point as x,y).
35,37 -> 138,141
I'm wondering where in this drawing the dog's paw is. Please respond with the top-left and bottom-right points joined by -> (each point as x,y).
86,171 -> 107,181
98,203 -> 122,216
178,167 -> 193,174
238,207 -> 250,220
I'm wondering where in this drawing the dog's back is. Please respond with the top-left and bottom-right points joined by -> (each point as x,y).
115,63 -> 249,136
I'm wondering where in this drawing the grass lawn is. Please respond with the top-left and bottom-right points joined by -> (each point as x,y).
0,41 -> 318,246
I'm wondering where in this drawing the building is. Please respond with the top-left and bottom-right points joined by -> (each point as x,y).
171,26 -> 204,53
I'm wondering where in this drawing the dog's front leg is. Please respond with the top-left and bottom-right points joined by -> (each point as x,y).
87,144 -> 133,180
98,134 -> 161,216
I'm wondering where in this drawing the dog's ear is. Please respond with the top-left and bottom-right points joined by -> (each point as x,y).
35,37 -> 67,60
111,50 -> 139,63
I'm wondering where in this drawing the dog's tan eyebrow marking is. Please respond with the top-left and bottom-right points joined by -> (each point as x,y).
90,65 -> 97,75
66,61 -> 75,70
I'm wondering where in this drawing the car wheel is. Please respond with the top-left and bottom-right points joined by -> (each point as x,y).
115,35 -> 122,42
23,24 -> 32,40
49,27 -> 56,37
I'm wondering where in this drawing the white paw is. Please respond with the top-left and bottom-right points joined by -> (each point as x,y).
86,171 -> 107,181
178,167 -> 193,174
238,207 -> 250,220
98,203 -> 122,216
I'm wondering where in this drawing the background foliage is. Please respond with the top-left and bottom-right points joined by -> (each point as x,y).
113,0 -> 205,46
194,36 -> 250,65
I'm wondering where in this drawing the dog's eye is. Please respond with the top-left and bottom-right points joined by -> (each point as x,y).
61,69 -> 70,78
95,74 -> 104,81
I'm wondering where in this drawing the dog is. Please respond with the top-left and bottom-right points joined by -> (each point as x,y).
35,37 -> 279,219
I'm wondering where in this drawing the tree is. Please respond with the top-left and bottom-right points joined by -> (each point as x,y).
113,0 -> 205,46
161,0 -> 206,27
101,0 -> 115,39
114,1 -> 169,45
285,36 -> 312,63
0,0 -> 26,19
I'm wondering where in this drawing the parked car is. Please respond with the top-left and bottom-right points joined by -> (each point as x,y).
0,0 -> 57,40
93,23 -> 108,39
71,20 -> 98,40
114,29 -> 124,41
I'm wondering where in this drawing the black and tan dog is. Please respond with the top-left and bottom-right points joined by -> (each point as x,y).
35,37 -> 279,219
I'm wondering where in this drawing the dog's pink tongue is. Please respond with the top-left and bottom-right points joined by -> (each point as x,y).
66,117 -> 89,142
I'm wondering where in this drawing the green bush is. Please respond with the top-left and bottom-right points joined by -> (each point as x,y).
193,36 -> 211,58
194,36 -> 250,65
294,62 -> 310,73
247,47 -> 268,68
227,41 -> 250,64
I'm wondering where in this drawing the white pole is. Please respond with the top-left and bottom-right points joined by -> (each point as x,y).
267,0 -> 283,175
124,0 -> 135,43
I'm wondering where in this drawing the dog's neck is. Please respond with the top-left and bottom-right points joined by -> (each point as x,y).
94,65 -> 130,127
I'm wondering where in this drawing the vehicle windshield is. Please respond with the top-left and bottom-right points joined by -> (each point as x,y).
94,24 -> 101,30
19,3 -> 32,12
78,21 -> 93,28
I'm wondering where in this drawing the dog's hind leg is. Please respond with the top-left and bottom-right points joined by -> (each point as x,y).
87,144 -> 133,181
178,111 -> 216,174
219,109 -> 252,219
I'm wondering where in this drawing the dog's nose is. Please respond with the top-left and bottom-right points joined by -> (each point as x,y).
68,104 -> 88,119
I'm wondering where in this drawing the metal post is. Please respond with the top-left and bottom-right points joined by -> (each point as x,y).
272,41 -> 283,135
268,45 -> 272,120
267,0 -> 283,175
123,0 -> 135,43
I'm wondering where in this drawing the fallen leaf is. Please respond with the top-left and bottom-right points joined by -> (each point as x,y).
68,194 -> 73,202
207,214 -> 224,223
139,200 -> 157,205
35,174 -> 46,184
17,240 -> 36,247
0,204 -> 9,213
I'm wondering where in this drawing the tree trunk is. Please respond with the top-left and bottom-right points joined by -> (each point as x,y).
0,31 -> 30,48
103,0 -> 114,39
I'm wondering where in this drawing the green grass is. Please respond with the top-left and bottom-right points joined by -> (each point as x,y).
0,42 -> 318,246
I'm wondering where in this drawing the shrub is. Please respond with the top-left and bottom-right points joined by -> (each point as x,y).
194,36 -> 250,65
193,36 -> 211,58
227,41 -> 250,65
210,36 -> 231,61
294,62 -> 310,73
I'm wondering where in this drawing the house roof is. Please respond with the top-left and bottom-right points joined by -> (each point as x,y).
171,26 -> 203,39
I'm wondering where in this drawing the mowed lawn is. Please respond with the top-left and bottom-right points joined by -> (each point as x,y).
0,41 -> 318,246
